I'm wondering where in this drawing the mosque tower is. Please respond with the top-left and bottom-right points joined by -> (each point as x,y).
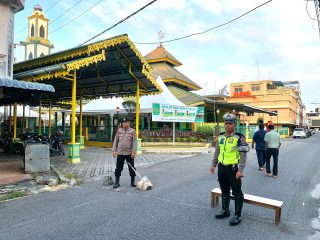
21,4 -> 53,60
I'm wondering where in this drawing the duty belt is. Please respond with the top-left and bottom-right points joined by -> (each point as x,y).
218,162 -> 238,167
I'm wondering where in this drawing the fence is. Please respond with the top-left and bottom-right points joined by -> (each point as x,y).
194,122 -> 290,141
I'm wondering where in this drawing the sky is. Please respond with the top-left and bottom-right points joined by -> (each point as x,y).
13,0 -> 320,111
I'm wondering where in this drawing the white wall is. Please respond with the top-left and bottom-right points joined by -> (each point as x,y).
0,2 -> 14,79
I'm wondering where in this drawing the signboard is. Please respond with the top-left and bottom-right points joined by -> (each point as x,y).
233,91 -> 251,97
152,103 -> 204,123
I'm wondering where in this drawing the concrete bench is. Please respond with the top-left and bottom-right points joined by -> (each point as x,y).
211,188 -> 283,225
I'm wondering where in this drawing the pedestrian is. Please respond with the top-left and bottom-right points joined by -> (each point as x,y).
210,113 -> 250,226
112,118 -> 137,188
252,124 -> 267,171
264,124 -> 281,178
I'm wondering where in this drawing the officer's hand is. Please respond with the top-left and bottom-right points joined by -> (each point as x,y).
131,153 -> 136,159
112,151 -> 118,158
236,170 -> 244,179
210,166 -> 215,174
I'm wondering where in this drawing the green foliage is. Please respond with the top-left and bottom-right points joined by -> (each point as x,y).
63,172 -> 83,185
176,137 -> 182,142
0,191 -> 27,201
196,126 -> 214,135
122,100 -> 136,121
149,137 -> 155,142
190,136 -> 197,143
199,138 -> 206,143
140,136 -> 146,142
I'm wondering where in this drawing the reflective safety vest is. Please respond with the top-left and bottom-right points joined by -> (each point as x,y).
218,133 -> 242,165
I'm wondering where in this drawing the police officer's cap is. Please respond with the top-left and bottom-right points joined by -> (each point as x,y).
122,117 -> 130,123
223,113 -> 237,124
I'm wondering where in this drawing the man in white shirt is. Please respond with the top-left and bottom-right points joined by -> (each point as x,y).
264,125 -> 281,177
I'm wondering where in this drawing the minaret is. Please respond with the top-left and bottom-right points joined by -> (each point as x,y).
21,4 -> 53,60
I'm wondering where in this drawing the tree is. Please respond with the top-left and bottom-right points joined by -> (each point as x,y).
122,100 -> 136,121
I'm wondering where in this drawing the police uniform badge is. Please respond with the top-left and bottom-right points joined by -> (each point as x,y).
238,136 -> 250,152
228,137 -> 234,143
240,136 -> 246,145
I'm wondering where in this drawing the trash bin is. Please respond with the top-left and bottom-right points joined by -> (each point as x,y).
24,143 -> 50,173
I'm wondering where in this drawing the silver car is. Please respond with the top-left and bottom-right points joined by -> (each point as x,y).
292,128 -> 306,138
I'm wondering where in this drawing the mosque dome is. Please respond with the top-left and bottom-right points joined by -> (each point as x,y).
34,4 -> 43,11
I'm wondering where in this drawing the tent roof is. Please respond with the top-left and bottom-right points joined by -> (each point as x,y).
76,76 -> 185,115
0,105 -> 38,117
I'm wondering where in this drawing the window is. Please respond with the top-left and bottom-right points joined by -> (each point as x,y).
251,84 -> 260,91
31,24 -> 35,37
28,52 -> 33,60
39,25 -> 45,38
234,86 -> 242,92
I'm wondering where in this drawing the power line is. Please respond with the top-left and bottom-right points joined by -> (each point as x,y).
50,0 -> 85,25
45,0 -> 61,14
14,0 -> 61,36
134,0 -> 273,45
50,0 -> 104,34
79,0 -> 158,46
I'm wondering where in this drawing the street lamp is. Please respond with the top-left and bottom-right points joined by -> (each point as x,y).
216,109 -> 220,123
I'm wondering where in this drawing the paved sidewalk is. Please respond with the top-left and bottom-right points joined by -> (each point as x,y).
0,161 -> 32,186
51,146 -> 207,178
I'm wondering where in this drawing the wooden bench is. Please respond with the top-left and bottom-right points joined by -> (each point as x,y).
211,188 -> 283,225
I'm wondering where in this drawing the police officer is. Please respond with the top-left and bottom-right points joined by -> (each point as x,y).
112,118 -> 137,188
210,113 -> 249,226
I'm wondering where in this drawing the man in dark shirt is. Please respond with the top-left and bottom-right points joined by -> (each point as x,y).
252,124 -> 267,171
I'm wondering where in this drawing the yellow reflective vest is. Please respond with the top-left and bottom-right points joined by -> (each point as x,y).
218,133 -> 243,165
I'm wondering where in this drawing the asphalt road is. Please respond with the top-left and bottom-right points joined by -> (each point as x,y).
1,134 -> 320,240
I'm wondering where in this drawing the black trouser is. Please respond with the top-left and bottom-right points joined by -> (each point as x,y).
218,164 -> 244,216
115,155 -> 136,178
266,148 -> 279,176
218,164 -> 243,197
256,150 -> 266,168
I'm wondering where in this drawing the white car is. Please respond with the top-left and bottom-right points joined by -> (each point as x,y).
292,128 -> 306,138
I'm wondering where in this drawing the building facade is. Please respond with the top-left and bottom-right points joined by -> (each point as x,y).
0,0 -> 25,79
21,4 -> 53,60
306,110 -> 320,128
227,80 -> 305,130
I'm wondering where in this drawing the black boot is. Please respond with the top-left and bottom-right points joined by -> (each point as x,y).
131,176 -> 136,187
113,176 -> 120,188
229,195 -> 244,226
215,195 -> 230,219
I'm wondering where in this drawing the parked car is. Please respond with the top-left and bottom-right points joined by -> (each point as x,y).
292,128 -> 306,138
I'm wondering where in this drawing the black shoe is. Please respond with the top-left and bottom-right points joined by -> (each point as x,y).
131,176 -> 136,187
113,182 -> 120,188
229,215 -> 242,226
215,209 -> 230,219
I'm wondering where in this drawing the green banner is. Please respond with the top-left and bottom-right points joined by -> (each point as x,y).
152,103 -> 204,123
